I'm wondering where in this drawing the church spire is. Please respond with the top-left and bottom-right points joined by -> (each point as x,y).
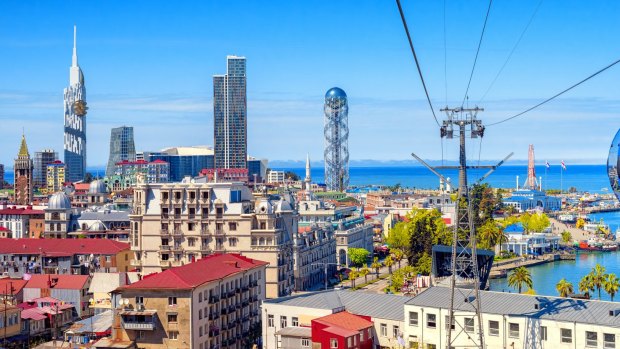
72,25 -> 78,67
17,133 -> 30,158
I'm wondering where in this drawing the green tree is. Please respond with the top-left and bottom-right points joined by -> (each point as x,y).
590,263 -> 607,300
501,215 -> 520,229
579,274 -> 595,297
392,248 -> 404,268
508,266 -> 533,293
384,256 -> 394,274
83,172 -> 94,183
530,213 -> 551,233
519,213 -> 533,234
360,267 -> 370,284
604,273 -> 620,301
556,278 -> 574,297
284,171 -> 300,181
561,231 -> 572,244
576,218 -> 585,230
412,253 -> 432,275
470,183 -> 500,224
348,248 -> 370,269
386,224 -> 410,253
371,257 -> 382,278
477,220 -> 507,251
405,209 -> 451,265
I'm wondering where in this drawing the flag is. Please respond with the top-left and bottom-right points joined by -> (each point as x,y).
561,160 -> 567,170
545,161 -> 550,169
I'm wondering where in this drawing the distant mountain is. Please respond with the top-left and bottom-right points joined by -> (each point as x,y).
269,158 -> 603,168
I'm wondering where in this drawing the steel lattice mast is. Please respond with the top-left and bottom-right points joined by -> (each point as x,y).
412,107 -> 513,349
323,87 -> 349,192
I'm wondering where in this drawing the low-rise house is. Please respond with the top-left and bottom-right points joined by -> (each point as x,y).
65,309 -> 113,345
405,286 -> 620,349
18,297 -> 75,342
0,305 -> 22,342
23,275 -> 91,318
0,279 -> 28,304
111,253 -> 267,349
501,223 -> 560,256
311,311 -> 374,349
0,205 -> 45,238
88,273 -> 137,314
262,290 -> 413,349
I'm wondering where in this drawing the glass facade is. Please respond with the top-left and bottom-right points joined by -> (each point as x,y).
106,126 -> 136,177
34,149 -> 58,187
147,153 -> 214,182
214,56 -> 247,169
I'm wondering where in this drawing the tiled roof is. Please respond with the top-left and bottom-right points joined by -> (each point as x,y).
0,207 -> 44,215
20,307 -> 47,321
407,286 -> 620,327
0,227 -> 9,231
24,274 -> 90,290
122,254 -> 268,290
0,279 -> 28,294
314,311 -> 372,331
0,238 -> 129,255
265,290 -> 412,321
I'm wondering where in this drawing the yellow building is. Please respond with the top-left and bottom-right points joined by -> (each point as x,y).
0,305 -> 21,341
111,253 -> 267,349
46,161 -> 66,194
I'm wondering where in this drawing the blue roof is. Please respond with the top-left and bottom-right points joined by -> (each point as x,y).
504,222 -> 524,233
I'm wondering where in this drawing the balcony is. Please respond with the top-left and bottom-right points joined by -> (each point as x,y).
208,312 -> 220,320
160,229 -> 170,235
160,245 -> 171,251
201,245 -> 211,252
130,260 -> 142,267
214,246 -> 226,253
209,296 -> 220,304
122,321 -> 156,331
160,260 -> 171,268
170,245 -> 183,252
120,310 -> 157,331
173,229 -> 183,236
200,229 -> 211,236
214,229 -> 225,236
171,260 -> 183,267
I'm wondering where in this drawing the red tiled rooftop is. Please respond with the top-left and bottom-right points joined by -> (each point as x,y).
0,279 -> 27,295
150,159 -> 168,164
0,238 -> 130,255
0,207 -> 44,215
74,183 -> 90,191
20,307 -> 47,321
0,227 -> 10,232
24,274 -> 89,290
123,253 -> 268,290
323,326 -> 358,337
314,311 -> 373,331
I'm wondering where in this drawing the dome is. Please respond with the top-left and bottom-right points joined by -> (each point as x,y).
325,87 -> 347,99
275,200 -> 292,213
88,221 -> 107,232
48,192 -> 71,210
89,180 -> 108,194
255,199 -> 274,214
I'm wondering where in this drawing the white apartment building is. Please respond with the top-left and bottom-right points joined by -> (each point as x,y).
267,170 -> 286,184
262,290 -> 413,349
129,180 -> 296,298
405,286 -> 620,349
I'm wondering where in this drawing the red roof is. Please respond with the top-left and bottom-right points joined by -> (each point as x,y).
0,207 -> 44,215
314,311 -> 373,331
150,159 -> 168,164
74,183 -> 90,191
123,254 -> 268,290
0,279 -> 27,295
21,307 -> 47,321
0,227 -> 10,232
24,274 -> 89,290
0,238 -> 129,255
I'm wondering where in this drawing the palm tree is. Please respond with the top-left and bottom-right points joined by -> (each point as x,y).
392,249 -> 404,268
349,271 -> 359,288
604,273 -> 620,301
371,257 -> 382,278
360,267 -> 370,284
556,278 -> 574,297
508,266 -> 533,293
384,256 -> 394,274
579,274 -> 594,298
590,264 -> 607,300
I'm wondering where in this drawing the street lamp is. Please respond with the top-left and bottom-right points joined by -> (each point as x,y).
311,262 -> 339,291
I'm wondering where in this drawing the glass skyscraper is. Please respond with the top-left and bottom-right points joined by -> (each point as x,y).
106,126 -> 136,177
214,56 -> 247,169
64,26 -> 87,182
34,149 -> 58,187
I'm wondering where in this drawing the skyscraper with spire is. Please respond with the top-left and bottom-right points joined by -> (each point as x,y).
63,25 -> 87,182
14,134 -> 33,205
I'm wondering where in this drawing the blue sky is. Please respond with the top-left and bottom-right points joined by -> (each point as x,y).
0,0 -> 619,167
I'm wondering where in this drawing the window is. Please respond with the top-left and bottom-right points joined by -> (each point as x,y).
540,326 -> 547,341
199,292 -> 202,302
427,314 -> 437,329
409,311 -> 418,326
188,223 -> 195,231
135,296 -> 144,305
444,315 -> 454,330
199,309 -> 202,320
488,320 -> 499,336
199,326 -> 203,337
167,314 -> 177,323
393,325 -> 400,338
586,331 -> 598,347
169,331 -> 178,340
292,317 -> 299,327
280,316 -> 287,328
229,222 -> 237,231
561,328 -> 572,343
137,331 -> 145,339
330,338 -> 338,348
168,297 -> 177,306
464,318 -> 474,333
301,338 -> 310,348
604,333 -> 615,348
380,323 -> 387,337
509,323 -> 519,338
189,238 -> 196,247
268,315 -> 274,327
347,337 -> 352,347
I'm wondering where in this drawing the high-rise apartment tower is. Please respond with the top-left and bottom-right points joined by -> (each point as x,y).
214,56 -> 247,169
34,149 -> 58,187
106,126 -> 136,177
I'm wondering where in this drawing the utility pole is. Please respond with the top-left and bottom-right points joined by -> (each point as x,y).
311,262 -> 339,290
412,107 -> 512,349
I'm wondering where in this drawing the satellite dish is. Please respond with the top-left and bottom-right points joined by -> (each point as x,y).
124,299 -> 129,305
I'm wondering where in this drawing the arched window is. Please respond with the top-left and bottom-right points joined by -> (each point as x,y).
259,237 -> 265,246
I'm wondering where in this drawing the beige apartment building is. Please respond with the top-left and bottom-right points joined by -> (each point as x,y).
111,253 -> 267,349
129,180 -> 295,298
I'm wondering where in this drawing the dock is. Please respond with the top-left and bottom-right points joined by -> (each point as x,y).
489,252 -> 574,279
